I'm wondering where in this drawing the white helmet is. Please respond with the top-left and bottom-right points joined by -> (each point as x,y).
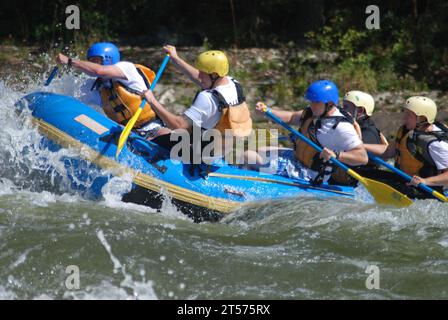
405,96 -> 437,124
343,91 -> 375,116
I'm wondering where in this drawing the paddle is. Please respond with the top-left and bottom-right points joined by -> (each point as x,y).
260,104 -> 414,207
368,153 -> 448,202
44,66 -> 59,86
115,54 -> 171,159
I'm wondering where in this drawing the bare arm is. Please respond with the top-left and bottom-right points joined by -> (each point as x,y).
163,45 -> 202,88
364,143 -> 389,156
364,133 -> 391,157
289,110 -> 304,126
321,145 -> 368,167
56,53 -> 126,79
338,145 -> 369,166
143,90 -> 191,130
425,170 -> 448,187
271,109 -> 302,125
255,102 -> 303,125
412,169 -> 448,187
73,60 -> 126,79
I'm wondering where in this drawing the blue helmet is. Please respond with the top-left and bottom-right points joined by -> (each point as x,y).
305,80 -> 339,105
87,42 -> 120,66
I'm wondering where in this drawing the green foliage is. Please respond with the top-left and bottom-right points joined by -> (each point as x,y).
1,0 -> 447,92
303,5 -> 444,93
333,56 -> 377,93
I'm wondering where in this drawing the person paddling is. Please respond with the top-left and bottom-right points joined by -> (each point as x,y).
141,45 -> 252,161
56,42 -> 169,140
328,90 -> 389,185
369,96 -> 448,197
255,80 -> 368,184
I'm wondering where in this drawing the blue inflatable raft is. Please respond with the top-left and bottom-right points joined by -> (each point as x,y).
16,92 -> 356,221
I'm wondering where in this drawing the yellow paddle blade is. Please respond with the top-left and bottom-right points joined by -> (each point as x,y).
347,169 -> 414,207
431,190 -> 448,202
115,107 -> 143,159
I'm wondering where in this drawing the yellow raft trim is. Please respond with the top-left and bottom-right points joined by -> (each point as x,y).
32,118 -> 241,214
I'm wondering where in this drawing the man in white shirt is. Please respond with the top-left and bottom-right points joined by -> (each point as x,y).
183,77 -> 241,130
141,45 -> 250,162
142,45 -> 242,131
56,42 -> 168,139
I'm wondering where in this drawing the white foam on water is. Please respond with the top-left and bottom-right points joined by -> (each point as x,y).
32,294 -> 55,300
158,187 -> 191,221
1,73 -> 173,217
93,229 -> 158,300
9,247 -> 36,270
0,178 -> 15,195
0,285 -> 17,300
0,76 -> 97,199
354,184 -> 375,203
100,174 -> 143,209
438,238 -> 448,248
6,187 -> 86,209
63,280 -> 156,300
97,229 -> 122,274
100,175 -> 191,220
342,199 -> 448,231
99,172 -> 187,221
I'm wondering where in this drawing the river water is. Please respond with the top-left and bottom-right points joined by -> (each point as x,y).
0,70 -> 447,300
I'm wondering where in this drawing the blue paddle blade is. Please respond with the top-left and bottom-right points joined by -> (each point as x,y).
45,66 -> 59,87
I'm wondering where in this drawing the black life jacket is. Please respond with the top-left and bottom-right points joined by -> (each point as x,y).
294,106 -> 356,172
395,122 -> 448,178
358,116 -> 382,144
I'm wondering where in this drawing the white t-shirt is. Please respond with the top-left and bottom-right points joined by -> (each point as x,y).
315,109 -> 363,151
78,61 -> 148,107
266,108 -> 363,182
428,125 -> 448,171
184,77 -> 240,129
113,61 -> 148,93
303,109 -> 363,182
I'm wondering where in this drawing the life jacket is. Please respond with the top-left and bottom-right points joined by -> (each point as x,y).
358,116 -> 386,145
96,64 -> 157,128
330,116 -> 388,185
395,122 -> 448,177
209,78 -> 252,137
187,78 -> 252,164
294,106 -> 358,172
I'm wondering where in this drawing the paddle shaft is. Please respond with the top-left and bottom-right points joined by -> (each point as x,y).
45,66 -> 59,86
115,54 -> 170,159
369,153 -> 447,201
150,54 -> 170,91
136,54 -> 171,111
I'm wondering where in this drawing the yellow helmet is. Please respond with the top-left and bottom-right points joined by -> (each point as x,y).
344,90 -> 375,116
405,96 -> 437,124
196,50 -> 229,77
